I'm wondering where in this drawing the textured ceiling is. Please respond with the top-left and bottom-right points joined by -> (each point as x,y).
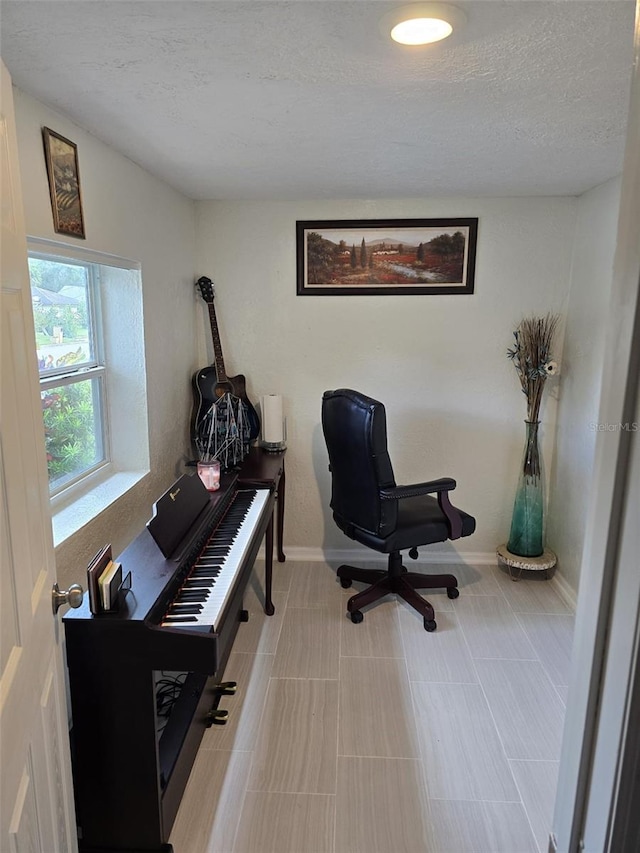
1,0 -> 636,200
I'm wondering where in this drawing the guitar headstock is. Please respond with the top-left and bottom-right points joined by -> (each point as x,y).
196,276 -> 215,303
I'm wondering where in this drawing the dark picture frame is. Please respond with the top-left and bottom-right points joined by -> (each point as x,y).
42,127 -> 86,239
296,218 -> 477,296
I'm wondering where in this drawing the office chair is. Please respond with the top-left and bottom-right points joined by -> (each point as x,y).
321,389 -> 476,631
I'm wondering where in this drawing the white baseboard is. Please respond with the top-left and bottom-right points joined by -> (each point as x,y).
550,570 -> 578,610
267,546 -> 498,565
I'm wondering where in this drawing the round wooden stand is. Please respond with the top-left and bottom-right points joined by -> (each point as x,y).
496,544 -> 557,581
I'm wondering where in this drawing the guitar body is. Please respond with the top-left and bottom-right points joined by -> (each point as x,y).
191,365 -> 261,440
192,277 -> 261,444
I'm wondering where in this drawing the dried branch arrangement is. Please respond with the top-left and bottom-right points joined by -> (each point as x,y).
195,393 -> 249,470
507,314 -> 559,422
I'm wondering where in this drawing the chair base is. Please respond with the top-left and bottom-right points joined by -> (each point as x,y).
338,552 -> 458,631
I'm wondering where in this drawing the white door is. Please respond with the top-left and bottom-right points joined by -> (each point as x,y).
552,6 -> 640,851
0,60 -> 78,852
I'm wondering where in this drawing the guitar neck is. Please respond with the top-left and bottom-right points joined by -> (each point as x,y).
207,302 -> 228,383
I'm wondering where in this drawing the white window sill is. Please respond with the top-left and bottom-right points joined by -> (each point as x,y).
52,470 -> 147,547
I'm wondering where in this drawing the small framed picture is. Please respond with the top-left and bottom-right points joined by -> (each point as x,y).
296,218 -> 478,296
42,127 -> 86,239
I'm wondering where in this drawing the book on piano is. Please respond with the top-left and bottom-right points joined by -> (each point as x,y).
99,560 -> 122,610
87,544 -> 112,614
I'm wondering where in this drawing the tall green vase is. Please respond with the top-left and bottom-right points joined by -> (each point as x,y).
507,420 -> 544,557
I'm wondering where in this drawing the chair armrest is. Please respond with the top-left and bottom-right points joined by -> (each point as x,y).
380,478 -> 463,540
379,478 -> 457,501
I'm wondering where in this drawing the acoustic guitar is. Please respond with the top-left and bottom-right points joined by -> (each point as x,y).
192,276 -> 261,442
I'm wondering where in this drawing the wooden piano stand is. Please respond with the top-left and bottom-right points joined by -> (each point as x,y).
63,470 -> 280,853
238,446 -> 286,615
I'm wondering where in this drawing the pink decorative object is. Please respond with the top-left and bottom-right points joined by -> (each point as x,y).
197,459 -> 220,491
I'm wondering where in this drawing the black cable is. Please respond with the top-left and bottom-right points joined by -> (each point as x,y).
155,671 -> 187,735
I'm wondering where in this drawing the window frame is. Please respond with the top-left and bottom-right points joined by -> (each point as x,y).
40,370 -> 110,496
32,254 -> 102,376
27,238 -> 149,542
29,247 -> 111,497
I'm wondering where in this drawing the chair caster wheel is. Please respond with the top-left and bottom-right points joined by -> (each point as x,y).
424,619 -> 437,632
340,577 -> 353,589
350,610 -> 364,624
447,587 -> 460,599
409,548 -> 419,560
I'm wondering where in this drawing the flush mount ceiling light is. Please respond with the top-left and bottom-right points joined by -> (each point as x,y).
380,3 -> 467,46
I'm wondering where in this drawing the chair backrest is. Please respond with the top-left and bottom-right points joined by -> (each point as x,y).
321,389 -> 397,537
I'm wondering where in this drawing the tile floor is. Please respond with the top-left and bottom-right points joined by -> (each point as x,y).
169,559 -> 574,853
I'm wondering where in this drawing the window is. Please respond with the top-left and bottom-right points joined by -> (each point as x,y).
28,244 -> 149,531
30,253 -> 108,494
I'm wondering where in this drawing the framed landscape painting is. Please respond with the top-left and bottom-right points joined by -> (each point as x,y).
296,218 -> 477,296
42,127 -> 86,239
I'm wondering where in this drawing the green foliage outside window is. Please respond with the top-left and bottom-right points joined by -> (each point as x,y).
42,380 -> 99,487
34,304 -> 88,343
29,257 -> 86,292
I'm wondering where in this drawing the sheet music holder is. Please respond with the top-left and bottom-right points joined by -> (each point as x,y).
146,471 -> 238,559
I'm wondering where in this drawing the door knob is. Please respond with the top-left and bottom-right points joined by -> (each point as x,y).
52,582 -> 84,615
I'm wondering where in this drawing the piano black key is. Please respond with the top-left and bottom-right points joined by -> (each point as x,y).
176,590 -> 210,599
183,579 -> 214,588
174,596 -> 208,605
163,615 -> 199,623
168,605 -> 202,615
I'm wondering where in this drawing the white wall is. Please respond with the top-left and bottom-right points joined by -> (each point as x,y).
14,89 -> 198,590
195,197 -> 577,562
547,177 -> 622,599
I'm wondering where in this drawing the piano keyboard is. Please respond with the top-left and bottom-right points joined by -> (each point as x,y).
161,488 -> 270,630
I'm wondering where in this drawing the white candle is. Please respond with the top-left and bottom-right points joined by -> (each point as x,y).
261,395 -> 284,444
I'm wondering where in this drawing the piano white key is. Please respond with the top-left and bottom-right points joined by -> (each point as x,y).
162,489 -> 269,630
